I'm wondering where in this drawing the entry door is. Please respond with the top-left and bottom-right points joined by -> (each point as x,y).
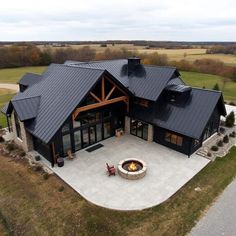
82,128 -> 89,148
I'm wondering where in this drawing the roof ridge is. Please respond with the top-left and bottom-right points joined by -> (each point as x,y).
191,87 -> 223,94
55,63 -> 105,72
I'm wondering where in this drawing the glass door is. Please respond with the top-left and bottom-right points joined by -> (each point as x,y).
74,130 -> 82,151
89,126 -> 96,145
104,121 -> 111,139
82,128 -> 89,148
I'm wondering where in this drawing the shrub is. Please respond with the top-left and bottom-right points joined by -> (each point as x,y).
35,155 -> 41,161
43,173 -> 50,180
225,111 -> 235,127
33,165 -> 42,172
58,186 -> 64,192
217,140 -> 224,147
229,102 -> 236,106
19,151 -> 26,157
230,131 -> 236,138
223,135 -> 229,143
0,136 -> 4,142
213,83 -> 220,91
207,152 -> 212,157
219,127 -> 225,133
6,143 -> 15,151
211,146 -> 219,151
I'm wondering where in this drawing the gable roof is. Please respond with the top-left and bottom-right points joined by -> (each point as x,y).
67,59 -> 180,101
13,64 -> 105,142
11,96 -> 41,121
18,73 -> 42,87
131,88 -> 226,139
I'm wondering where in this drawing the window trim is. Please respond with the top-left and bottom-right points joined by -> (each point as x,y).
165,132 -> 183,146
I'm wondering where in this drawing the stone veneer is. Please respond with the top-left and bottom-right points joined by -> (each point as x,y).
125,116 -> 130,134
117,158 -> 147,180
148,124 -> 154,142
11,111 -> 34,152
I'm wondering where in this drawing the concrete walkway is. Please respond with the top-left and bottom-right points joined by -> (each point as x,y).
190,178 -> 236,236
0,83 -> 19,92
41,135 -> 209,211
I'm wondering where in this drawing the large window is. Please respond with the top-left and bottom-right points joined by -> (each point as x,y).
130,119 -> 148,140
14,112 -> 22,140
165,132 -> 183,146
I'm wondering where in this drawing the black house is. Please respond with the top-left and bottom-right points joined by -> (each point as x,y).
2,58 -> 226,166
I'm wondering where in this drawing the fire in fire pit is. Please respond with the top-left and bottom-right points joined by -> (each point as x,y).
118,159 -> 147,180
122,160 -> 144,172
128,162 -> 138,171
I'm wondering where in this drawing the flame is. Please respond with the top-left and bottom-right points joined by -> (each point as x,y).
128,162 -> 138,171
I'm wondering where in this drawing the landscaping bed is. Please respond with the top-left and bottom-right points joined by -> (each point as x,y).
0,144 -> 236,235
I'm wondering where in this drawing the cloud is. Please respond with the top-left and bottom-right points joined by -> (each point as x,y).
0,0 -> 236,41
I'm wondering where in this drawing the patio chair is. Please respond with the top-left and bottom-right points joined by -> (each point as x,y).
67,149 -> 75,160
106,163 -> 116,176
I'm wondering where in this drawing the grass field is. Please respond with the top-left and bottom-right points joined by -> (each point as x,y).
0,66 -> 46,84
0,90 -> 15,128
180,71 -> 236,102
0,146 -> 236,235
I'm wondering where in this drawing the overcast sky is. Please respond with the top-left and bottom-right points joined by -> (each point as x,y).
1,0 -> 236,41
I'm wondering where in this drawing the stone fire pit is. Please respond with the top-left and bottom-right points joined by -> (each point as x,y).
118,158 -> 147,180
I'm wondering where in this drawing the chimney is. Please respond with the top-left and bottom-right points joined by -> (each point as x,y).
128,57 -> 141,76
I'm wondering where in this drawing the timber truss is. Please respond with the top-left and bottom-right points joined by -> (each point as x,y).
72,76 -> 129,120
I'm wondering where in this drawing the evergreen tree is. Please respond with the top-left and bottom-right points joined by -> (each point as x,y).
225,111 -> 235,127
213,83 -> 220,91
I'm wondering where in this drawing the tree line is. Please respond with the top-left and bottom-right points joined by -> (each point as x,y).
0,45 -> 236,82
206,45 -> 236,55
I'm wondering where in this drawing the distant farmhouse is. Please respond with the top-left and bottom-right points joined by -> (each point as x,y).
2,58 -> 226,166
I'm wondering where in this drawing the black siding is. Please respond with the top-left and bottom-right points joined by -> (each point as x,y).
154,126 -> 193,155
33,137 -> 51,162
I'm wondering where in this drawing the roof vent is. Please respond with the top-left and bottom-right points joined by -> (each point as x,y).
128,57 -> 141,76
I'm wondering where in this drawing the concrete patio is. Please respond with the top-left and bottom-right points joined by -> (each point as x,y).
43,134 -> 210,211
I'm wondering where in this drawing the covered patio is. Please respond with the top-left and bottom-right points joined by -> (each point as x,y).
42,134 -> 209,211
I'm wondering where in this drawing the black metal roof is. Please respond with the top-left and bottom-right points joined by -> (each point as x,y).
12,64 -> 105,142
2,59 -> 226,143
18,73 -> 42,86
131,87 -> 226,139
67,59 -> 180,101
11,96 -> 41,121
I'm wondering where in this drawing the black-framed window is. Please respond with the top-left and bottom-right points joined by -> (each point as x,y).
130,119 -> 148,140
14,112 -> 22,140
165,132 -> 183,146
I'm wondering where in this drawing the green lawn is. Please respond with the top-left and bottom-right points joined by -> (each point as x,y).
0,66 -> 46,84
0,145 -> 236,235
0,90 -> 15,128
181,71 -> 236,102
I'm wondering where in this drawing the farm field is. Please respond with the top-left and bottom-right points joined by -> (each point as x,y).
37,43 -> 236,66
0,144 -> 236,235
180,71 -> 236,102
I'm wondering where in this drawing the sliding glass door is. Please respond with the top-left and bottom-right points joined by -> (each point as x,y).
130,119 -> 148,140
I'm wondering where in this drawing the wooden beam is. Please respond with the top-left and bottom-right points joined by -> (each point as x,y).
104,75 -> 128,96
105,86 -> 116,100
72,96 -> 128,120
101,77 -> 105,101
90,92 -> 102,102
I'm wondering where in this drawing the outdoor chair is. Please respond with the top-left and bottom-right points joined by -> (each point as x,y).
106,163 -> 116,176
67,149 -> 75,160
